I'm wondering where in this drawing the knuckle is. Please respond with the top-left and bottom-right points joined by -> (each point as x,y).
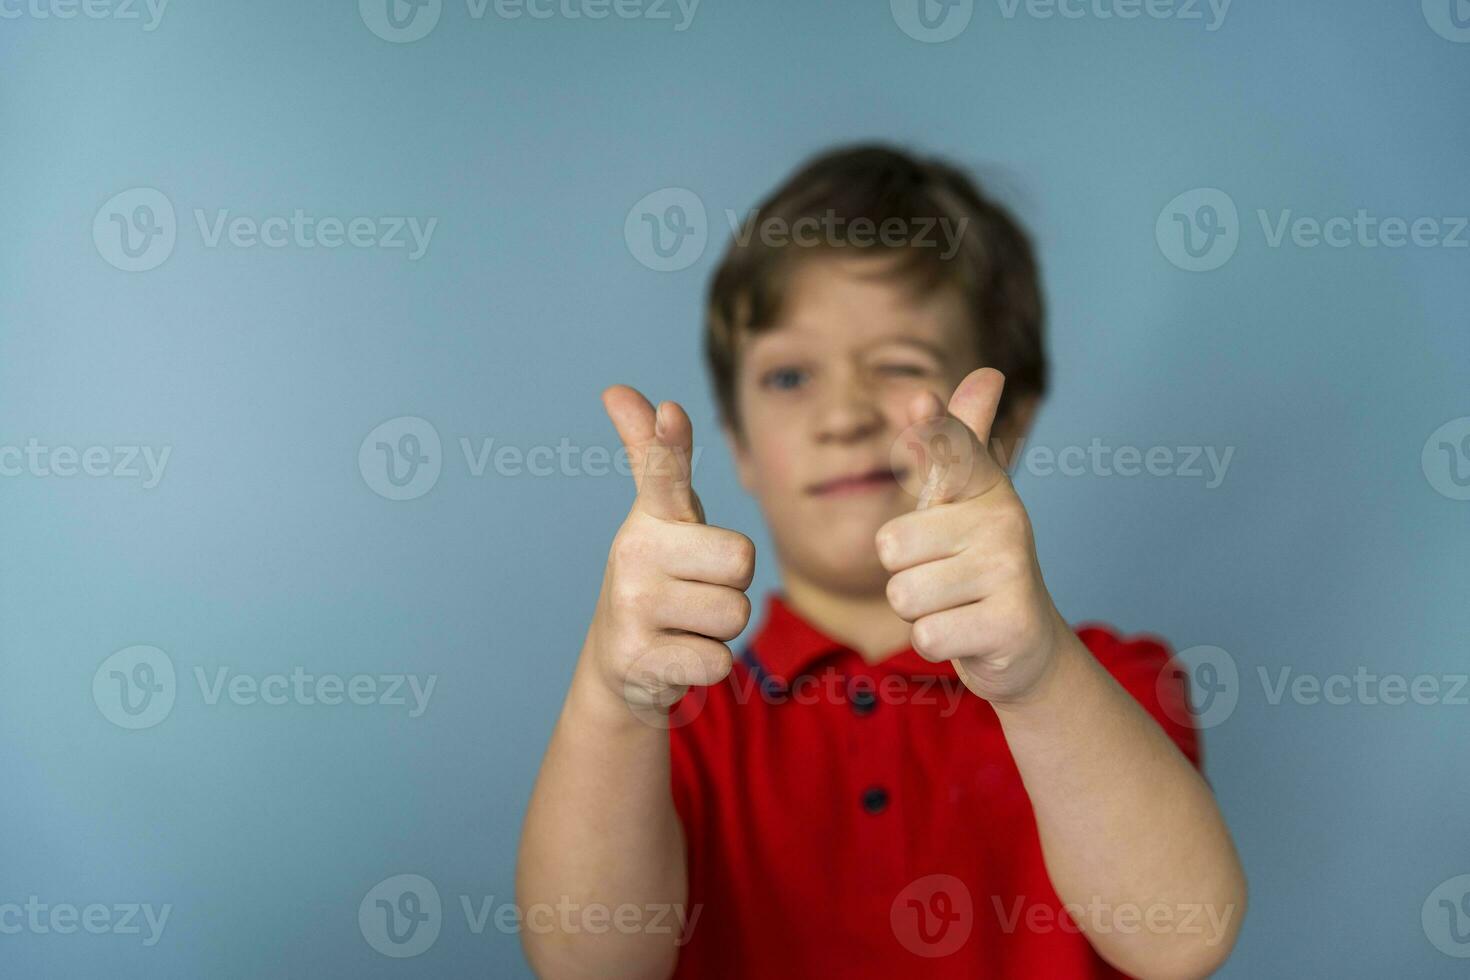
911,617 -> 946,664
729,590 -> 753,630
885,576 -> 915,620
875,525 -> 902,567
611,577 -> 653,615
609,576 -> 637,608
996,551 -> 1030,581
610,526 -> 648,565
702,643 -> 735,684
707,591 -> 749,641
911,617 -> 943,659
997,499 -> 1031,537
725,532 -> 757,582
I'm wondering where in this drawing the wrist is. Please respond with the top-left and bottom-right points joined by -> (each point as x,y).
568,648 -> 652,733
987,611 -> 1086,716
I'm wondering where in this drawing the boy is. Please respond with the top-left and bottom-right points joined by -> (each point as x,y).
517,145 -> 1246,978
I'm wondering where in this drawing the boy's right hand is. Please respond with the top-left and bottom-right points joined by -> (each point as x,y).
585,385 -> 755,716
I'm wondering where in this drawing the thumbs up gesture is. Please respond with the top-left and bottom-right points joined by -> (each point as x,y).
878,368 -> 1068,704
587,385 -> 756,717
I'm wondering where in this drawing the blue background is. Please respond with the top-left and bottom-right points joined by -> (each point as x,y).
3,0 -> 1468,975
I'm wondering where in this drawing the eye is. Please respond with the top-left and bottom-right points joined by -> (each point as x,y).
760,366 -> 808,391
874,363 -> 930,378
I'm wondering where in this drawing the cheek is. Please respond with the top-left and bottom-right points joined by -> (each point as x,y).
737,396 -> 807,488
748,426 -> 805,495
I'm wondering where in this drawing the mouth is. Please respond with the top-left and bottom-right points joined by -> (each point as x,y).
806,466 -> 906,497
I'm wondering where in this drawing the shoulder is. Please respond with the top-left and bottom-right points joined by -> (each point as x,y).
1072,621 -> 1202,768
1074,621 -> 1174,670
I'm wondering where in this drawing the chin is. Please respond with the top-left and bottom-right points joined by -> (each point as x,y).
787,537 -> 891,597
764,493 -> 910,595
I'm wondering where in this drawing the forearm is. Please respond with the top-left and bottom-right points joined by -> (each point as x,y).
516,651 -> 687,980
992,628 -> 1246,979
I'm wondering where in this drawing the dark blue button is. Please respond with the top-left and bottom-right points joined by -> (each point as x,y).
861,786 -> 889,814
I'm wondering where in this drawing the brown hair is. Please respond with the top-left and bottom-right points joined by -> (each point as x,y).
704,143 -> 1047,432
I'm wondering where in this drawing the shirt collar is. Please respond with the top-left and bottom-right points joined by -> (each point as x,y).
748,592 -> 955,684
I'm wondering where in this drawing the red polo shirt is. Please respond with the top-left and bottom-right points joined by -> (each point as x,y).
668,593 -> 1200,979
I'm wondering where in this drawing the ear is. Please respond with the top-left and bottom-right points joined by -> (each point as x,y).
990,393 -> 1040,473
723,421 -> 757,494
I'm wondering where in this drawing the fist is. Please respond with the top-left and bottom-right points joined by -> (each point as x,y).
588,385 -> 756,714
878,368 -> 1067,704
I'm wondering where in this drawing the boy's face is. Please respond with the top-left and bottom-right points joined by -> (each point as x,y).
727,254 -> 990,596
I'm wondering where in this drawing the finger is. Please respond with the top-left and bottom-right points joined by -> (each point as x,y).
643,522 -> 757,589
875,507 -> 963,573
912,597 -> 1029,665
602,385 -> 703,523
627,637 -> 734,693
911,602 -> 989,663
884,553 -> 985,623
653,580 -> 752,642
897,384 -> 1005,509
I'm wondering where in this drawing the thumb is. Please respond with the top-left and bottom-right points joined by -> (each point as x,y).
947,367 -> 1006,449
602,385 -> 704,523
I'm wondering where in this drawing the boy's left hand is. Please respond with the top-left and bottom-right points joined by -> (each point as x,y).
877,367 -> 1071,705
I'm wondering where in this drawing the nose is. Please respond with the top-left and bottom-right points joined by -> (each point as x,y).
814,372 -> 885,445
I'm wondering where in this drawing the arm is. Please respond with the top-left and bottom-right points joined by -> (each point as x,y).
516,388 -> 754,979
878,368 -> 1246,979
516,653 -> 688,980
992,623 -> 1245,978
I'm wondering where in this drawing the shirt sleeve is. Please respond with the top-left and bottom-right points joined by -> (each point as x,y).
1077,625 -> 1203,769
667,681 -> 725,855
